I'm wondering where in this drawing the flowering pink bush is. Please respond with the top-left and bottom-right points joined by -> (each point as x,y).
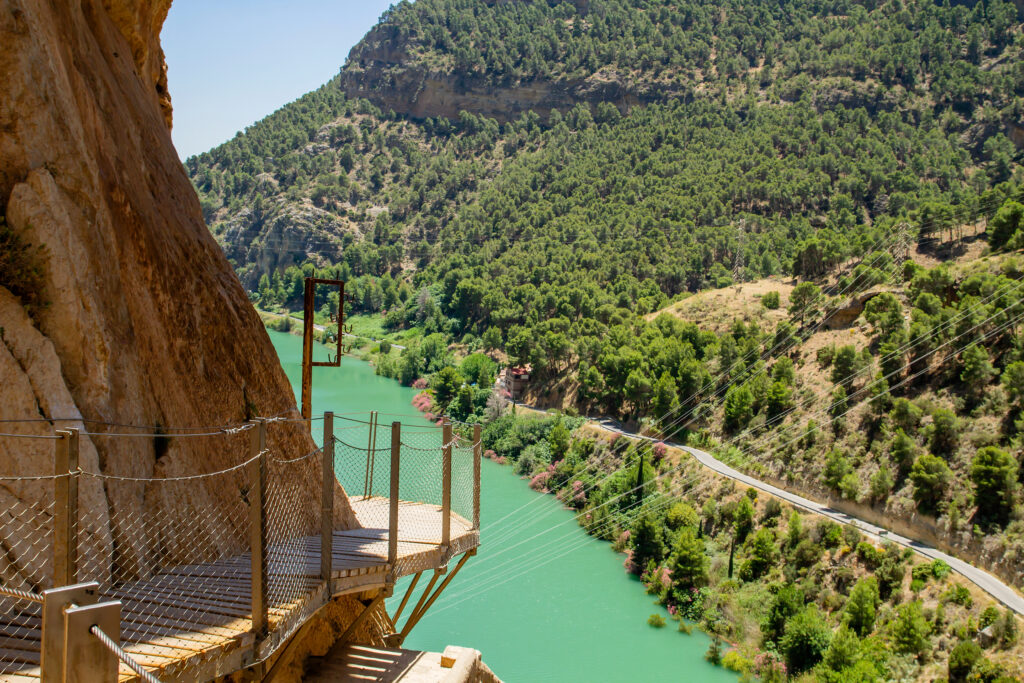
571,480 -> 586,505
423,412 -> 435,422
412,378 -> 428,390
622,549 -> 637,574
484,449 -> 497,460
494,456 -> 508,465
658,566 -> 672,591
652,442 -> 667,463
667,604 -> 677,617
753,652 -> 786,678
412,393 -> 433,412
528,464 -> 556,492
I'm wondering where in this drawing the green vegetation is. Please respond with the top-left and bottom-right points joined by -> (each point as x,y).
476,414 -> 1024,681
187,0 -> 1024,676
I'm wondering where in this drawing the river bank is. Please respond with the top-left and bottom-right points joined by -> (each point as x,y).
478,410 -> 1024,681
267,329 -> 739,682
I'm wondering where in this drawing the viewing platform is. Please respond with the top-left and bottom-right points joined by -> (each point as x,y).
0,413 -> 480,682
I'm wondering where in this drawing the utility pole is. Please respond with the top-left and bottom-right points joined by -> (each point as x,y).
301,277 -> 349,423
893,221 -> 911,265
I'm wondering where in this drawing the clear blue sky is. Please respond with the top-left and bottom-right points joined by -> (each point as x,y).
163,0 -> 396,159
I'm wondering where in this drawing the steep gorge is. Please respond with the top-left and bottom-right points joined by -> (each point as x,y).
0,0 -> 354,590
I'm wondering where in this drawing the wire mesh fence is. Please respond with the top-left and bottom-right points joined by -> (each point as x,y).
264,448 -> 326,650
0,489 -> 55,676
0,414 -> 480,681
452,441 -> 475,529
76,466 -> 254,680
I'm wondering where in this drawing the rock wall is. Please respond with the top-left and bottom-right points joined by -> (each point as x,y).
340,23 -> 687,124
0,0 -> 355,590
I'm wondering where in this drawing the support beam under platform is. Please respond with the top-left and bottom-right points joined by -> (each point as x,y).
303,644 -> 501,683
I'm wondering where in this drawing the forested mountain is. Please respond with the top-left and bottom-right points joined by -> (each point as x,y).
190,0 -> 1023,301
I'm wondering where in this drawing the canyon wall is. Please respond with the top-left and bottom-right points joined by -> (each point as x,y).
340,22 -> 686,124
0,0 -> 354,590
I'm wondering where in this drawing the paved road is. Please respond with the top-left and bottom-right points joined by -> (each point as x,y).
590,418 -> 1024,616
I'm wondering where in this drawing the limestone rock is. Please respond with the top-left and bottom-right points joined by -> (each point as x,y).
0,0 -> 355,589
340,23 -> 687,124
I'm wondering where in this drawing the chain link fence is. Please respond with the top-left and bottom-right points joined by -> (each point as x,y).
0,415 -> 480,681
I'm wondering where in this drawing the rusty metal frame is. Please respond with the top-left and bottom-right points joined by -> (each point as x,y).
301,277 -> 350,421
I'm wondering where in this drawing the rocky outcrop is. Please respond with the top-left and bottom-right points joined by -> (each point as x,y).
340,23 -> 687,123
822,287 -> 903,330
0,0 -> 355,589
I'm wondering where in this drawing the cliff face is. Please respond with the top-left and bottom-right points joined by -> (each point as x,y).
0,0 -> 354,589
340,22 -> 684,123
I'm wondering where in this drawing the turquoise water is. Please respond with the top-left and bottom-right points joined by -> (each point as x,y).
268,330 -> 737,682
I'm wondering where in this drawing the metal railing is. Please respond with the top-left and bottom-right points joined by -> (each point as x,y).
0,412 -> 481,681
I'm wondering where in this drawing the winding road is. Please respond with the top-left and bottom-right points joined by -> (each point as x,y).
586,416 -> 1024,615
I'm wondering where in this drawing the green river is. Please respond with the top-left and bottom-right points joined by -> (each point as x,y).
269,330 -> 737,682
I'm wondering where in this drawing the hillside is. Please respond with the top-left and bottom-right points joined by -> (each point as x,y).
189,0 -> 1024,300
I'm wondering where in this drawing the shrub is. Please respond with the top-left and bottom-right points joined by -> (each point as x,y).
791,538 -> 823,568
665,501 -> 699,531
780,605 -> 832,673
856,542 -> 883,567
929,408 -> 960,457
930,559 -> 951,579
987,200 -> 1023,249
948,640 -> 982,682
762,497 -> 783,523
943,584 -> 973,609
970,446 -> 1017,525
845,577 -> 880,636
824,624 -> 860,671
909,453 -> 953,512
979,605 -> 1000,630
761,584 -> 804,646
705,636 -> 723,665
876,545 -> 907,601
762,291 -> 781,309
816,520 -> 842,549
993,608 -> 1018,648
721,650 -> 752,674
647,613 -> 666,628
891,601 -> 930,655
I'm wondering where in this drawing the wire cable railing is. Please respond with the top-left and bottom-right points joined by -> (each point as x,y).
0,412 -> 481,682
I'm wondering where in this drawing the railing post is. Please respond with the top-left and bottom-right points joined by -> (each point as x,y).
63,599 -> 120,683
249,419 -> 268,639
389,421 -> 400,578
321,412 -> 334,583
363,410 -> 377,498
441,418 -> 452,550
41,582 -> 99,683
54,429 -> 79,587
473,424 -> 482,531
